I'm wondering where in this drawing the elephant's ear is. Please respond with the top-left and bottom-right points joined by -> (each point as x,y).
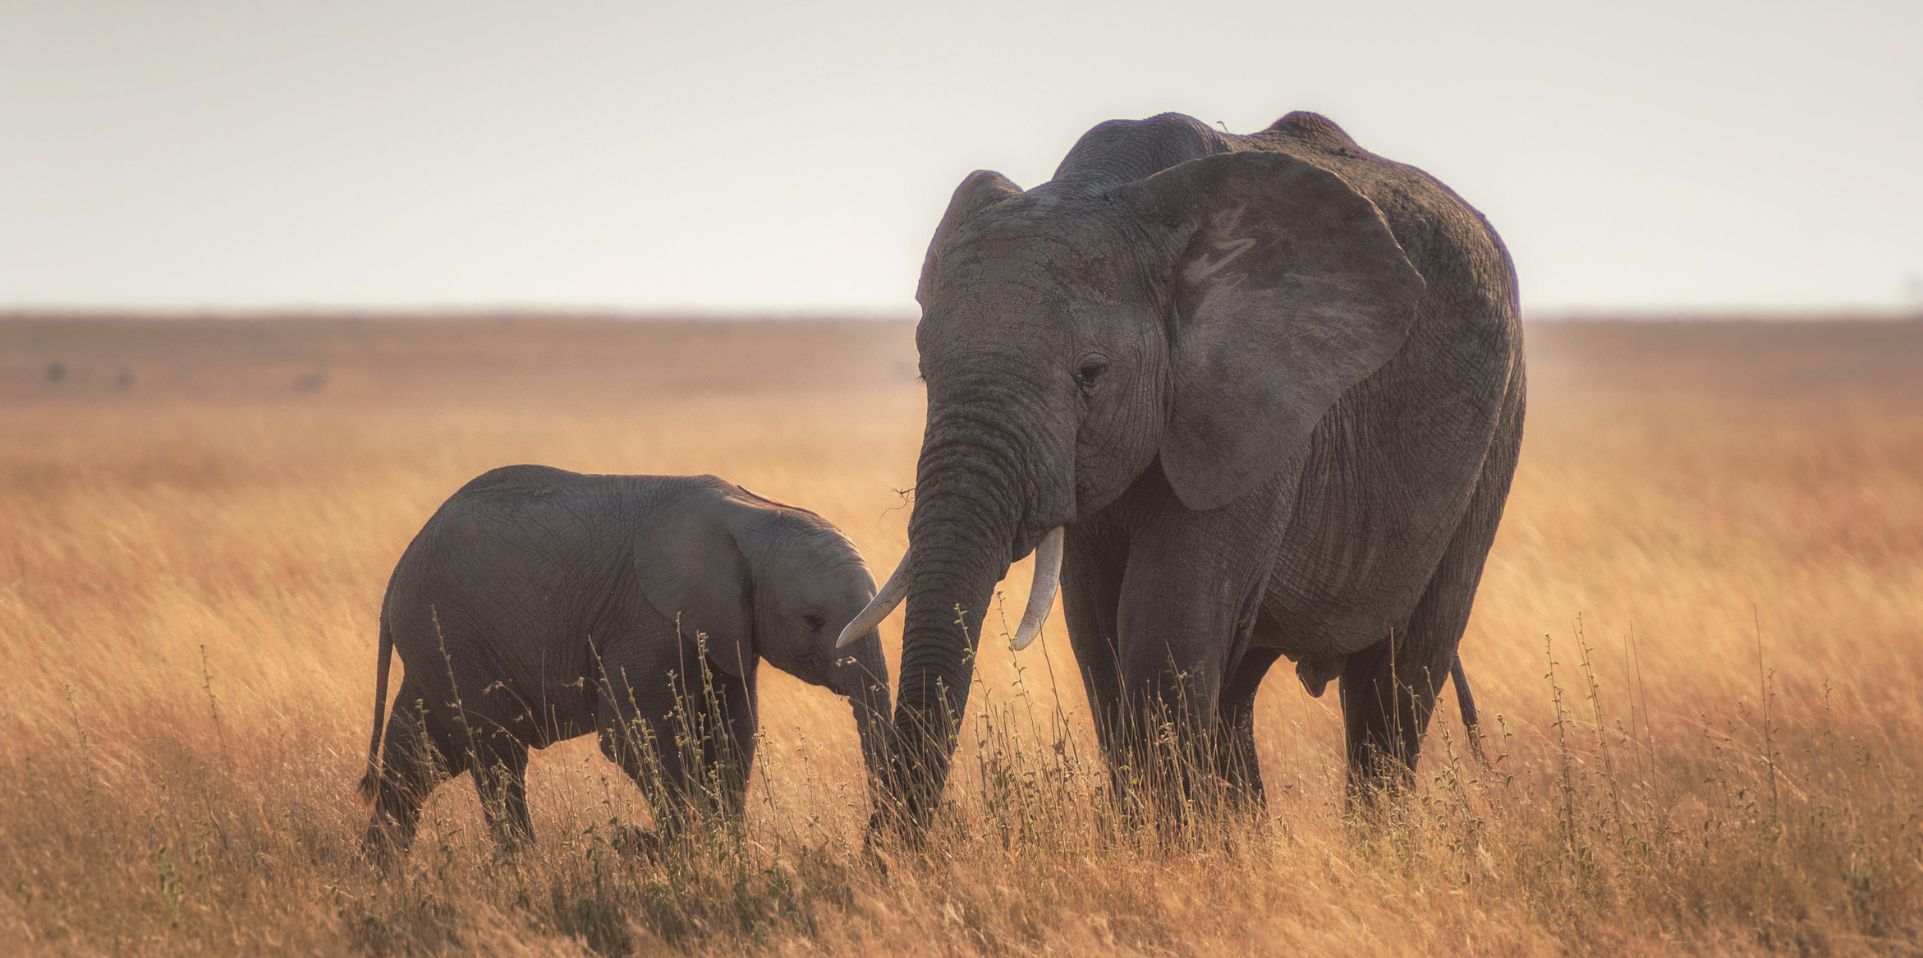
917,170 -> 1023,307
634,491 -> 755,679
1117,152 -> 1423,511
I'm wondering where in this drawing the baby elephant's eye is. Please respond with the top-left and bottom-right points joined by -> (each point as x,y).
1075,355 -> 1109,392
803,613 -> 826,632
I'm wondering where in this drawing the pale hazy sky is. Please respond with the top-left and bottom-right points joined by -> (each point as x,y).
3,1 -> 1920,314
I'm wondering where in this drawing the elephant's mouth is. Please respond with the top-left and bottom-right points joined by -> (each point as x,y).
1012,478 -> 1079,563
1007,524 -> 1048,564
1073,475 -> 1097,517
837,522 -> 1064,656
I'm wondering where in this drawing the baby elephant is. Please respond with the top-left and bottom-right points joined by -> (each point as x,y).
356,466 -> 892,854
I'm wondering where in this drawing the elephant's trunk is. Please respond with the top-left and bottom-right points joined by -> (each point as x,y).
827,628 -> 894,798
881,413 -> 1037,827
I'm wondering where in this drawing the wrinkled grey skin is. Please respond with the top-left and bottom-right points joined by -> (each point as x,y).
879,111 -> 1524,825
358,466 -> 891,854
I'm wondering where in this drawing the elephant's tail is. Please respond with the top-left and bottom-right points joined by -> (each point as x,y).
1451,656 -> 1489,765
356,617 -> 394,804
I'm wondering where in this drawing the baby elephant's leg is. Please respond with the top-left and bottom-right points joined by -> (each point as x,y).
697,668 -> 759,821
364,681 -> 469,858
593,652 -> 700,837
592,651 -> 759,837
470,730 -> 533,848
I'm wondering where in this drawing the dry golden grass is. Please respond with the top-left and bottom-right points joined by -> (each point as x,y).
2,314 -> 1920,956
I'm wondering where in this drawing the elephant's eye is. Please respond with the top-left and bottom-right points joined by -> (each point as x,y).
803,613 -> 826,632
1075,355 -> 1109,392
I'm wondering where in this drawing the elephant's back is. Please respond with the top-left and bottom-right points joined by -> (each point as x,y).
1050,113 -> 1238,189
391,466 -> 721,595
379,467 -> 671,736
408,465 -> 647,563
448,463 -> 693,504
1250,116 -> 1519,334
1049,111 -> 1519,333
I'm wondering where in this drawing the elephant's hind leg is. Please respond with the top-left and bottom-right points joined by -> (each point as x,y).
471,731 -> 533,849
1216,647 -> 1282,809
1337,628 -> 1453,805
363,681 -> 469,859
1340,440 -> 1517,804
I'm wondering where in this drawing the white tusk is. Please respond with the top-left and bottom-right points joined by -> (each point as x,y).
1010,527 -> 1064,651
837,547 -> 910,649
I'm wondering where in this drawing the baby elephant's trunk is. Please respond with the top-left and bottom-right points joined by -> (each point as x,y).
833,630 -> 895,802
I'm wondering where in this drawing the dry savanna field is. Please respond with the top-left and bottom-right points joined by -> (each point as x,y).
1,314 -> 1920,955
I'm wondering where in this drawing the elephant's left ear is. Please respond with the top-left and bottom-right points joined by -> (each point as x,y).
634,492 -> 756,679
919,170 -> 1023,307
1117,152 -> 1423,511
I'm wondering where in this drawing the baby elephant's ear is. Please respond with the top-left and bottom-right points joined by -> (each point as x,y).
634,494 -> 755,678
1117,152 -> 1423,512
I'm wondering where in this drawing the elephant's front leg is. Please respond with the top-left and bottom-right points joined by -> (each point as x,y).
592,643 -> 706,839
1060,518 -> 1130,776
593,654 -> 758,839
694,666 -> 758,822
1107,475 -> 1284,811
594,684 -> 692,838
1115,542 -> 1276,804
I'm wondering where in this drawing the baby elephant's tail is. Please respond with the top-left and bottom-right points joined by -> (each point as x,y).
356,619 -> 395,804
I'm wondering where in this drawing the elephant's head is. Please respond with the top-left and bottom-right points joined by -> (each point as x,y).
839,143 -> 1426,826
651,487 -> 894,799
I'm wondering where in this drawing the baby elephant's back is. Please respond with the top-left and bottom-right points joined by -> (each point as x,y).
383,466 -> 675,743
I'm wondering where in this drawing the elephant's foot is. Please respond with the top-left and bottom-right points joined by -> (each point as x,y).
359,819 -> 414,872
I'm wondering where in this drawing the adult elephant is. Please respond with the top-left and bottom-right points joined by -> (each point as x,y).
842,110 -> 1524,827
